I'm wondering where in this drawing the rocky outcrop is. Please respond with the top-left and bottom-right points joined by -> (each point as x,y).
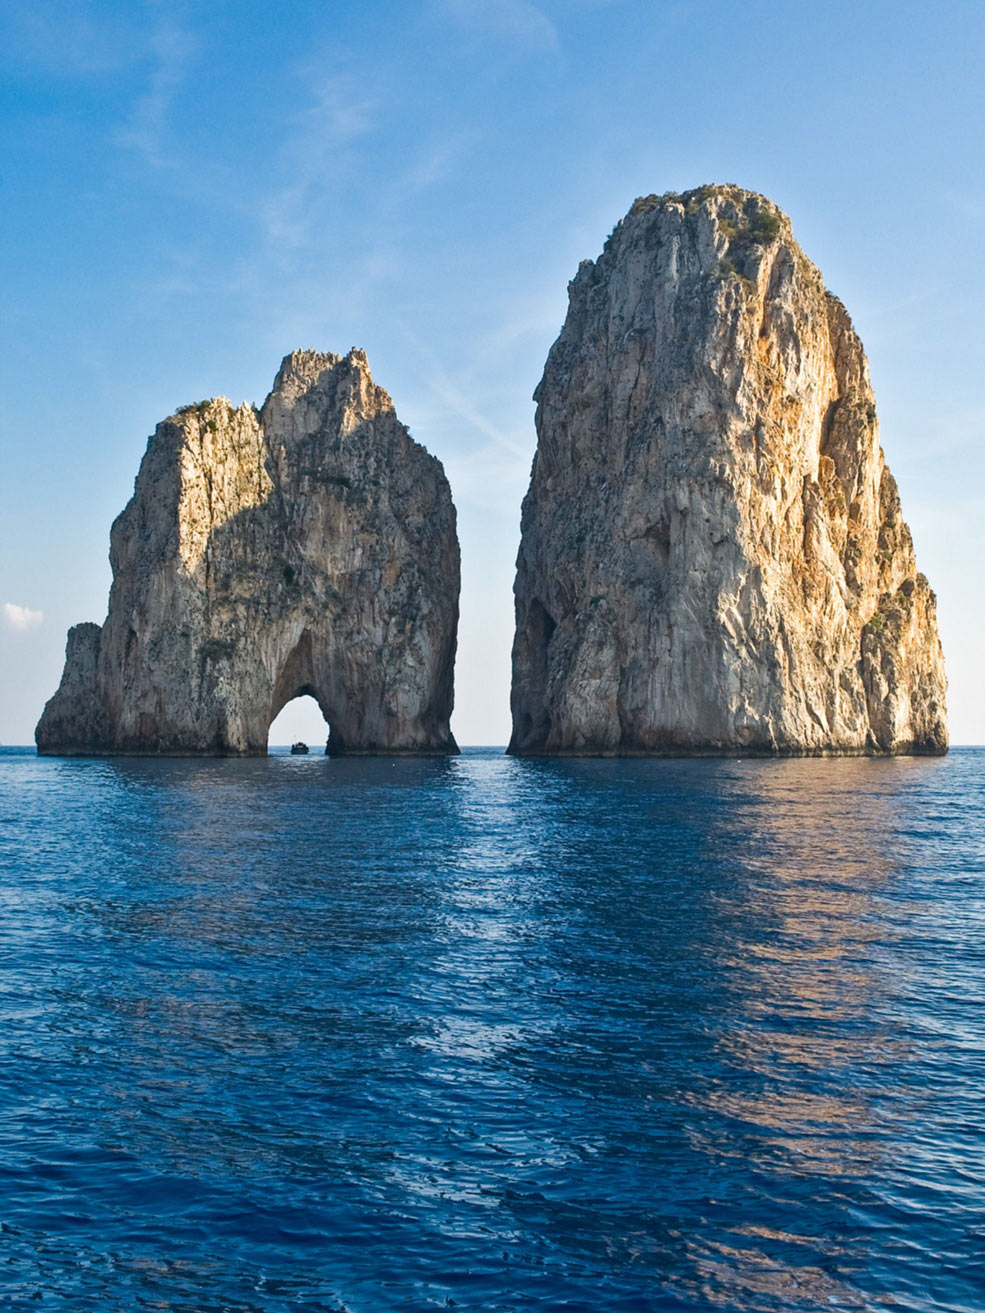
509,185 -> 947,756
38,349 -> 459,755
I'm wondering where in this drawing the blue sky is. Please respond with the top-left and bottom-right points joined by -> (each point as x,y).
1,0 -> 982,745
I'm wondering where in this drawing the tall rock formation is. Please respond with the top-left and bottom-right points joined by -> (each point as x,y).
38,349 -> 459,755
509,185 -> 947,756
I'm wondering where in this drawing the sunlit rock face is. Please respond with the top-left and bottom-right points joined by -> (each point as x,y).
509,185 -> 947,756
38,350 -> 459,755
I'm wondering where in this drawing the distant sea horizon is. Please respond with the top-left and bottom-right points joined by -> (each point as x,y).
3,745 -> 982,756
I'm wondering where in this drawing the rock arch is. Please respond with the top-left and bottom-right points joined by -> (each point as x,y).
37,350 -> 459,756
267,632 -> 329,741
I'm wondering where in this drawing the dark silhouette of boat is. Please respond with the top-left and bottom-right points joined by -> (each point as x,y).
290,741 -> 309,755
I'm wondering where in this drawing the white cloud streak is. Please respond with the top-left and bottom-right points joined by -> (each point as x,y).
253,69 -> 378,252
3,603 -> 43,632
117,17 -> 197,168
0,2 -> 143,76
435,0 -> 559,52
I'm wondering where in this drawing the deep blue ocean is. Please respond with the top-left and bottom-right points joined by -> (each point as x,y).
1,745 -> 982,1312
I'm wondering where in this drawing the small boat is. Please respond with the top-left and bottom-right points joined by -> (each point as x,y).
290,741 -> 309,755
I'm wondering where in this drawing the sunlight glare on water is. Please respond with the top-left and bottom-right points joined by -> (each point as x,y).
0,746 -> 982,1311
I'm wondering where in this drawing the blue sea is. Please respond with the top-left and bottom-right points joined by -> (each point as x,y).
1,745 -> 982,1312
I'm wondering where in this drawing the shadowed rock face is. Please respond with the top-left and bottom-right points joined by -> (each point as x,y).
509,185 -> 947,757
38,349 -> 459,756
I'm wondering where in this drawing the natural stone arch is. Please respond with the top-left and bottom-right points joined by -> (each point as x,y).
266,633 -> 330,742
37,350 -> 459,756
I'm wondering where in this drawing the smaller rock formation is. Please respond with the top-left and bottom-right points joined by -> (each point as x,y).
38,350 -> 459,756
509,185 -> 947,756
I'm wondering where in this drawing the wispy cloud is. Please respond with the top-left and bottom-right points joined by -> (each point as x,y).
255,69 -> 378,251
404,332 -> 531,459
393,328 -> 539,514
299,71 -> 377,146
388,132 -> 472,201
0,2 -> 143,77
434,0 -> 559,52
117,15 -> 197,169
3,603 -> 43,632
235,62 -> 473,343
442,438 -> 533,516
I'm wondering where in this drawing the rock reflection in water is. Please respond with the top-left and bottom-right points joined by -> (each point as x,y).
679,759 -> 919,1307
0,746 -> 979,1312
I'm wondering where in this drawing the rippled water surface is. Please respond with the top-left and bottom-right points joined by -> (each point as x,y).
1,746 -> 983,1312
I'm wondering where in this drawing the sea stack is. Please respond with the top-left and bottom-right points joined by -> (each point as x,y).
37,350 -> 459,755
509,185 -> 947,756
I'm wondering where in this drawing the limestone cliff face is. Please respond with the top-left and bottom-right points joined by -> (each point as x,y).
509,185 -> 946,756
38,349 -> 459,755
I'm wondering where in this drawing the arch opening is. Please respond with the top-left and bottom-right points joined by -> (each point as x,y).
267,692 -> 329,754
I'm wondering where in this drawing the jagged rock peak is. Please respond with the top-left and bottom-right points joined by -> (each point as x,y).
37,350 -> 460,756
509,184 -> 947,756
269,346 -> 381,396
